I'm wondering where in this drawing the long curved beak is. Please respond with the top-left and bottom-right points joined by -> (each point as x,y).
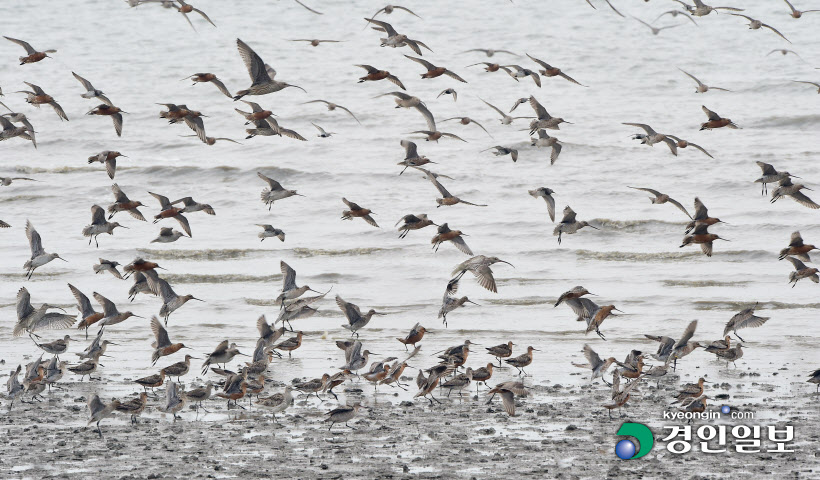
132,315 -> 144,319
498,260 -> 515,268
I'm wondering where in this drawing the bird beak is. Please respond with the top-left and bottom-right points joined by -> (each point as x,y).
499,260 -> 515,268
58,257 -> 68,262
192,297 -> 205,302
613,308 -> 625,313
119,225 -> 130,229
133,315 -> 144,318
466,300 -> 480,306
790,174 -> 801,179
589,225 -> 600,230
189,356 -> 202,360
532,348 -> 541,351
308,288 -> 323,294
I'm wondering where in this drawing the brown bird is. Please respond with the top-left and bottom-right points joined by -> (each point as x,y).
18,82 -> 68,121
4,36 -> 55,64
87,104 -> 125,137
700,105 -> 739,130
341,198 -> 379,227
184,73 -> 231,98
404,55 -> 467,82
356,64 -> 406,90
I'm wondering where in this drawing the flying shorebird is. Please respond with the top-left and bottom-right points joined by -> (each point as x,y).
730,14 -> 791,43
303,100 -> 360,124
623,123 -> 678,155
143,270 -> 204,323
257,172 -> 304,210
336,295 -> 385,337
175,0 -> 215,30
395,213 -> 436,238
107,184 -> 146,221
417,168 -> 487,207
257,224 -> 285,242
783,0 -> 820,18
483,145 -> 519,162
724,303 -> 769,341
678,68 -> 730,93
779,231 -> 816,262
234,39 -> 306,100
341,198 -> 379,227
480,98 -> 532,125
72,72 -> 112,105
631,16 -> 684,35
184,73 -> 231,98
529,187 -> 556,221
531,129 -> 562,164
18,82 -> 68,121
24,220 -> 67,279
554,206 -> 598,244
700,105 -> 740,130
770,177 -> 820,209
528,96 -> 570,133
289,39 -> 342,47
450,255 -> 514,293
13,287 -> 75,338
793,81 -> 820,93
404,55 -> 467,82
438,278 -> 478,327
86,104 -> 125,137
665,135 -> 713,158
628,187 -> 692,219
526,54 -> 586,86
356,64 -> 406,90
431,223 -> 473,255
4,36 -> 56,64
786,256 -> 819,288
149,192 -> 192,237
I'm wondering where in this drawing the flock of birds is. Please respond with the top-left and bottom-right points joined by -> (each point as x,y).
3,0 -> 820,439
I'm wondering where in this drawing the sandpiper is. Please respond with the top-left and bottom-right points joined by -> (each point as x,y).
184,73 -> 231,98
554,206 -> 598,244
337,295 -> 385,337
83,205 -> 127,247
431,223 -> 473,255
4,36 -> 55,64
234,39 -> 306,100
258,172 -> 304,210
23,221 -> 67,279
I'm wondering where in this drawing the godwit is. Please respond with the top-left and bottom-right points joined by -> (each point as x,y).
441,116 -> 490,137
184,381 -> 214,413
356,64 -> 406,90
34,335 -> 72,358
529,188 -> 556,221
450,255 -> 513,293
87,394 -> 120,437
202,340 -> 247,374
730,14 -> 791,43
397,323 -> 427,350
149,192 -> 192,237
151,227 -> 186,243
441,368 -> 473,400
631,16 -> 684,35
486,381 -> 528,416
623,123 -> 678,155
724,303 -> 769,341
526,54 -> 586,86
396,213 -> 436,238
704,336 -> 731,355
234,39 -> 306,100
645,319 -> 698,370
678,395 -> 708,422
70,284 -> 103,338
217,371 -> 248,409
303,99 -> 360,124
94,291 -> 141,330
779,231 -> 816,261
603,378 -> 641,419
467,62 -> 515,76
6,365 -> 24,410
678,69 -> 730,93
258,172 -> 303,210
404,55 -> 467,82
18,82 -> 68,120
184,73 -> 231,98
786,256 -> 819,287
438,278 -> 478,326
93,259 -> 123,279
572,344 -> 618,385
150,316 -> 187,365
143,269 -> 203,323
418,168 -> 486,207
770,177 -> 820,209
4,36 -> 55,64
258,386 -> 293,422
276,261 -> 321,306
295,374 -> 329,401
715,344 -> 744,367
87,104 -> 125,137
700,105 -> 740,130
528,96 -> 570,133
161,354 -> 199,383
14,287 -> 74,338
485,341 -> 514,366
73,72 -> 110,103
554,206 -> 598,244
685,197 -> 725,234
163,381 -> 186,422
431,223 -> 473,255
531,129 -> 562,164
483,145 -> 519,163
673,377 -> 709,403
67,357 -> 100,381
272,331 -> 304,357
665,135 -> 713,158
505,346 -> 538,376
43,357 -> 66,389
628,187 -> 692,218
584,305 -> 624,340
258,315 -> 286,347
0,115 -> 34,147
83,205 -> 127,247
341,198 -> 379,227
337,295 -> 385,337
23,220 -> 67,279
128,272 -> 152,302
107,184 -> 145,221
116,392 -> 148,424
88,151 -> 125,180
325,403 -> 365,430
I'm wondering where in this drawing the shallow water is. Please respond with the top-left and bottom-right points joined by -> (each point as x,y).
0,0 -> 819,435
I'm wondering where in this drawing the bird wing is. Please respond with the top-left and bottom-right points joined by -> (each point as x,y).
674,320 -> 698,350
386,75 -> 406,90
443,70 -> 467,83
790,191 -> 820,209
701,105 -> 720,121
209,77 -> 231,97
667,197 -> 693,219
280,261 -> 297,291
111,184 -> 129,203
33,312 -> 76,332
678,69 -> 704,87
414,103 -> 436,131
68,284 -> 95,318
404,55 -> 435,70
93,292 -> 117,317
401,140 -> 418,159
427,174 -> 451,198
336,295 -> 362,323
787,256 -> 809,271
72,72 -> 95,90
481,99 -> 505,118
91,205 -> 106,225
623,123 -> 657,136
450,236 -> 474,255
582,344 -> 602,369
173,213 -> 192,237
560,206 -> 577,223
16,287 -> 33,322
26,220 -> 45,258
544,193 -> 555,222
366,18 -> 398,37
151,316 -> 171,348
149,192 -> 172,209
693,197 -> 708,219
529,96 -> 549,118
236,39 -> 271,84
789,231 -> 804,247
629,186 -> 663,197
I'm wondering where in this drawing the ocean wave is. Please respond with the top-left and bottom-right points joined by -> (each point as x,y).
752,114 -> 820,129
161,273 -> 280,284
136,248 -> 262,260
292,247 -> 399,257
694,300 -> 820,311
572,249 -> 772,263
662,280 -> 752,288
